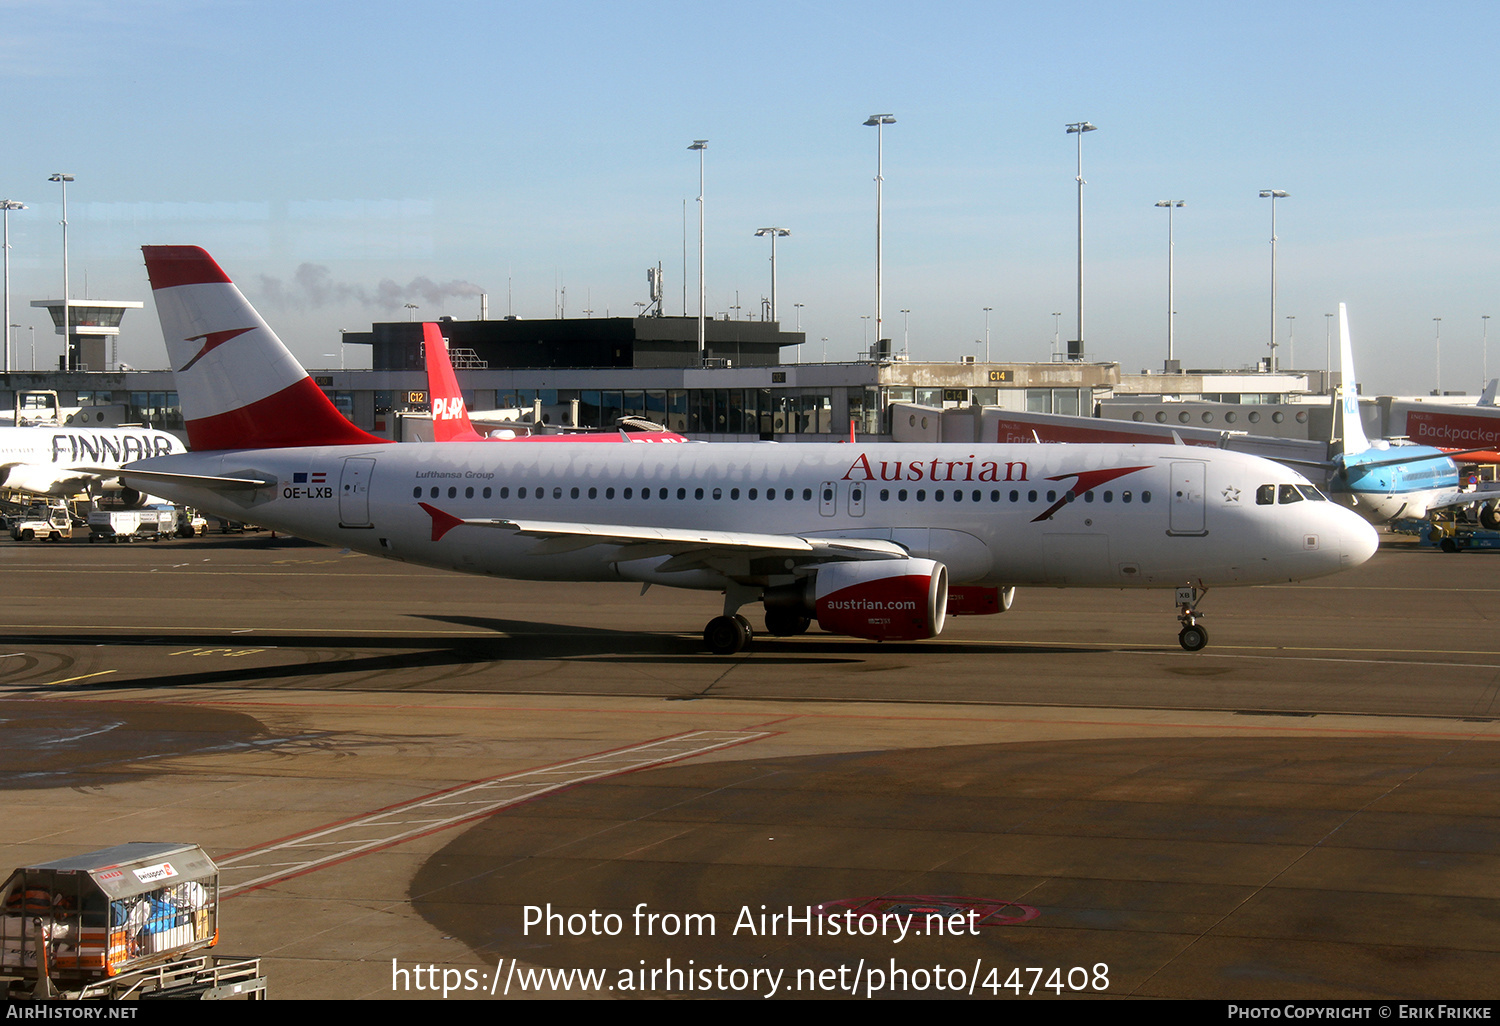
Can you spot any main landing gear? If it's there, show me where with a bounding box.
[1175,583,1208,652]
[704,614,754,655]
[763,607,811,637]
[705,606,812,654]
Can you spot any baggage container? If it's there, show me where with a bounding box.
[0,842,218,985]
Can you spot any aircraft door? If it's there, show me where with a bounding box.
[1168,461,1207,536]
[848,481,866,517]
[339,457,376,527]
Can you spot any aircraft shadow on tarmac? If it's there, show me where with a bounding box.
[417,614,1097,660]
[0,615,1098,696]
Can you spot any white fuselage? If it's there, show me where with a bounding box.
[0,426,182,497]
[126,442,1376,592]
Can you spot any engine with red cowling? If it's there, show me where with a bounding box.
[809,558,949,642]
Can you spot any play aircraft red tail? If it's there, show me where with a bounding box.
[142,246,386,451]
[423,322,485,442]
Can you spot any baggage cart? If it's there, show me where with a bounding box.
[0,842,261,999]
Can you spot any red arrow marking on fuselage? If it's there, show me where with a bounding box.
[178,327,254,372]
[1030,465,1152,522]
[418,502,465,542]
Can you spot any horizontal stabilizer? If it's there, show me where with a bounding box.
[115,467,272,490]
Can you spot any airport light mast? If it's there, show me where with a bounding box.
[1066,122,1096,361]
[689,140,708,363]
[755,227,790,323]
[1155,200,1184,368]
[1,200,25,374]
[49,174,73,372]
[864,114,895,359]
[1434,316,1442,394]
[1259,189,1288,372]
[1325,312,1334,379]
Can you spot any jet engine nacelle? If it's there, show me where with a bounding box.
[812,558,948,642]
[946,585,1015,616]
[115,486,147,509]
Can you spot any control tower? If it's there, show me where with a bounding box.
[30,298,143,371]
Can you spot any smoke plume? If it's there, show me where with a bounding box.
[255,263,483,312]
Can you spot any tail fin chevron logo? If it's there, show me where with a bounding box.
[178,327,254,373]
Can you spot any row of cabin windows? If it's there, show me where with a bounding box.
[412,483,1154,505]
[415,484,811,501]
[877,487,1151,504]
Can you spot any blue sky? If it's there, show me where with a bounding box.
[2,0,1497,395]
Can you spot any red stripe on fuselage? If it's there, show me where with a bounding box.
[184,376,389,451]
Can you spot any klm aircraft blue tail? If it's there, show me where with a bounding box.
[1335,303,1373,457]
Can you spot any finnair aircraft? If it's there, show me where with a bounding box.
[0,426,180,502]
[122,246,1378,653]
[423,322,687,444]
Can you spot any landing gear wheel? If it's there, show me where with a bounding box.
[1174,583,1209,652]
[764,608,812,636]
[1178,624,1208,652]
[1480,504,1500,531]
[704,615,751,654]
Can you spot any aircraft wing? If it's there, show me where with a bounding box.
[419,503,908,570]
[0,463,108,497]
[1344,446,1500,472]
[1420,483,1500,512]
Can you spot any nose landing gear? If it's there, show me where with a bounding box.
[1176,583,1208,652]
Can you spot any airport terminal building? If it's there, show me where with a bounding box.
[3,310,1380,443]
[4,313,1125,440]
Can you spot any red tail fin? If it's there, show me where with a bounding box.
[143,246,386,451]
[423,323,485,442]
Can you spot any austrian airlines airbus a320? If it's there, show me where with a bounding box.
[122,247,1378,653]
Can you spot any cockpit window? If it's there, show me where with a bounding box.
[1296,485,1328,502]
[1278,484,1303,504]
[1256,485,1275,505]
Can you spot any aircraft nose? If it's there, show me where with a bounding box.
[1340,513,1380,568]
